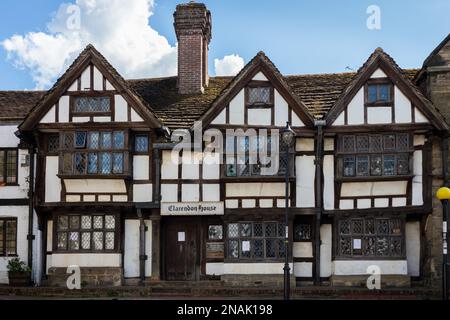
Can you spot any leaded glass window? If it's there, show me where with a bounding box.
[74,97,111,113]
[338,133,412,178]
[208,225,223,240]
[59,131,127,176]
[247,87,272,105]
[337,216,404,258]
[0,218,17,256]
[135,135,149,152]
[226,222,285,260]
[225,135,291,177]
[294,224,312,241]
[55,214,117,252]
[47,135,60,153]
[0,149,18,185]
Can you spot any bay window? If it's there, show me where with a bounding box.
[55,213,118,252]
[337,133,412,178]
[60,130,128,176]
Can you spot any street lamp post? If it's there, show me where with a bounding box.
[437,186,450,300]
[281,122,295,300]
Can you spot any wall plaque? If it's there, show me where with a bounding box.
[161,202,224,216]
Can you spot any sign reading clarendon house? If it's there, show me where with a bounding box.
[161,202,224,216]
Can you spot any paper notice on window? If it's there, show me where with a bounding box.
[178,232,185,242]
[242,241,250,252]
[353,238,362,249]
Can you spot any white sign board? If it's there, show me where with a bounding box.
[353,238,362,250]
[178,232,185,242]
[242,241,250,252]
[161,202,224,216]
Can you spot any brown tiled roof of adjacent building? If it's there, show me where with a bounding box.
[0,91,45,121]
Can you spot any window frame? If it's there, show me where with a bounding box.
[334,215,406,260]
[222,134,294,179]
[364,78,394,107]
[225,221,286,262]
[53,213,120,253]
[245,81,274,108]
[134,133,150,155]
[0,217,18,257]
[70,94,114,117]
[336,133,413,181]
[0,148,19,186]
[58,130,129,177]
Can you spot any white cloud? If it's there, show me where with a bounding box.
[1,0,177,89]
[214,54,244,76]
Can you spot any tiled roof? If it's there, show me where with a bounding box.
[0,91,45,121]
[0,45,423,128]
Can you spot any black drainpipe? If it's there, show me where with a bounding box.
[314,120,325,285]
[27,146,35,270]
[137,208,148,285]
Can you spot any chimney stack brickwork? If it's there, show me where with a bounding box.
[174,2,212,95]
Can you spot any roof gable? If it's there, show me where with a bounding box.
[325,48,448,130]
[197,51,315,129]
[19,44,162,131]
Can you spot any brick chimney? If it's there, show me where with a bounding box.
[174,2,212,95]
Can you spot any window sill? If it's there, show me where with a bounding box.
[221,176,295,182]
[0,255,18,258]
[335,175,413,183]
[57,174,131,180]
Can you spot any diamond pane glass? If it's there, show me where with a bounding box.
[240,223,252,237]
[228,240,239,258]
[6,150,17,183]
[383,135,396,151]
[356,136,369,152]
[88,132,100,149]
[343,156,355,176]
[88,153,98,174]
[397,134,409,151]
[74,97,110,113]
[342,136,355,152]
[81,216,91,229]
[58,216,68,230]
[93,232,103,250]
[339,220,350,235]
[105,232,115,250]
[383,155,395,176]
[370,155,382,176]
[75,132,87,148]
[100,153,112,174]
[135,135,149,152]
[254,239,264,258]
[278,239,286,258]
[228,224,239,238]
[356,156,369,176]
[294,224,311,241]
[265,223,277,237]
[248,87,270,104]
[265,239,276,258]
[369,135,383,152]
[81,232,91,250]
[112,153,123,174]
[105,215,115,229]
[48,135,59,153]
[352,219,363,234]
[63,153,73,174]
[64,133,74,150]
[57,232,67,250]
[93,216,103,229]
[101,132,112,149]
[253,223,263,237]
[397,154,409,175]
[340,237,351,255]
[69,232,79,250]
[377,219,390,234]
[69,216,80,229]
[75,153,87,174]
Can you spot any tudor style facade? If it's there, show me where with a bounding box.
[0,2,449,291]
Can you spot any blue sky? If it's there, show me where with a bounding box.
[0,0,449,90]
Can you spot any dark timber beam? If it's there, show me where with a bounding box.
[314,120,325,285]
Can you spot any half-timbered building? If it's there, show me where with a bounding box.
[0,2,449,290]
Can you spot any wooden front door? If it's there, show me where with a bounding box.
[165,222,198,281]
